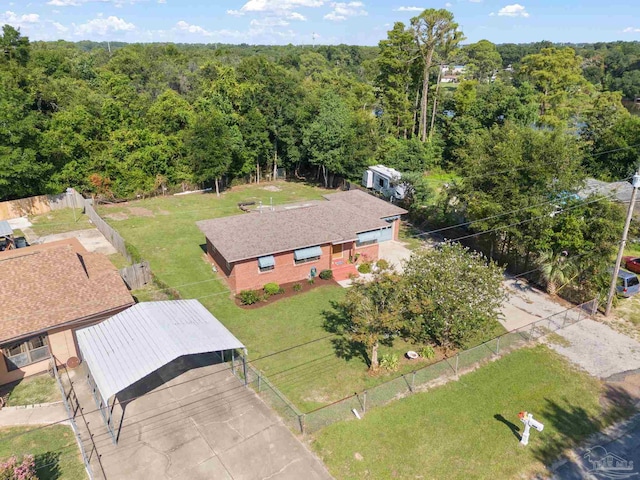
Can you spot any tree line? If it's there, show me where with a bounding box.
[1,10,638,302]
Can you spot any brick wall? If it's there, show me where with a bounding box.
[233,244,332,293]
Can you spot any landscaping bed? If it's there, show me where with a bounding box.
[235,277,338,308]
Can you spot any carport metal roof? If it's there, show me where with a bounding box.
[76,300,245,406]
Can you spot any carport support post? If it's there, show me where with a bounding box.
[606,171,640,317]
[231,349,235,376]
[242,348,248,386]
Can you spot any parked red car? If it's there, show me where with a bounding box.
[623,256,640,274]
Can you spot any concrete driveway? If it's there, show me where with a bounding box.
[39,229,117,255]
[377,240,413,273]
[71,354,332,480]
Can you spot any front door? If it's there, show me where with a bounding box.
[332,243,343,260]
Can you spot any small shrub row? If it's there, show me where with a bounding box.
[319,269,333,280]
[357,262,372,274]
[238,289,261,305]
[264,282,284,296]
[0,455,37,480]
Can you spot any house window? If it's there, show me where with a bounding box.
[2,335,50,371]
[378,177,385,188]
[258,255,275,273]
[294,246,322,265]
[356,230,381,247]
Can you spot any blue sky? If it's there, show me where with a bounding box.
[1,0,639,45]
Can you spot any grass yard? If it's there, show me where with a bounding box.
[0,426,86,480]
[312,346,618,480]
[99,181,504,411]
[29,209,93,236]
[1,375,59,406]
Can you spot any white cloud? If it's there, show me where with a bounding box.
[74,15,135,36]
[228,0,320,20]
[445,2,452,6]
[47,0,144,6]
[158,0,166,3]
[324,1,367,21]
[495,3,529,17]
[250,18,290,27]
[469,0,482,3]
[52,21,69,33]
[0,10,41,27]
[176,20,212,36]
[623,27,640,33]
[394,6,423,11]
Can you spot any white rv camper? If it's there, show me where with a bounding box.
[362,165,406,201]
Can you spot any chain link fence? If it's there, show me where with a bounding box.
[302,299,597,433]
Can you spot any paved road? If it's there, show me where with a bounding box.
[552,412,640,479]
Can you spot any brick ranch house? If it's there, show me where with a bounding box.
[197,189,407,293]
[0,238,133,386]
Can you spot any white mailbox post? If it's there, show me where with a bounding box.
[518,411,544,446]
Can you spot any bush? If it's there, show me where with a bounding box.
[420,345,436,360]
[308,278,315,285]
[380,353,400,372]
[319,269,333,280]
[238,289,261,305]
[0,455,37,480]
[357,262,372,274]
[376,259,390,270]
[292,283,303,292]
[263,282,283,296]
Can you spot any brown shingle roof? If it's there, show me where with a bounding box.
[0,239,134,343]
[323,189,408,218]
[197,200,390,263]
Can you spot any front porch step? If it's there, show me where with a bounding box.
[332,261,359,282]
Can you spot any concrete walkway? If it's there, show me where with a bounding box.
[0,403,68,427]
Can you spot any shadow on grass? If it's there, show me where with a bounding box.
[322,301,370,366]
[494,413,521,440]
[533,386,636,469]
[35,451,61,480]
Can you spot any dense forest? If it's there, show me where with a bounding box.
[1,8,640,299]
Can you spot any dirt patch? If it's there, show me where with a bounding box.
[261,185,282,192]
[235,277,337,308]
[104,212,130,221]
[128,207,154,217]
[157,209,171,215]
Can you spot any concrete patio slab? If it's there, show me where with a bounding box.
[39,228,117,255]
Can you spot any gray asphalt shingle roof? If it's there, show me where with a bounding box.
[197,190,405,263]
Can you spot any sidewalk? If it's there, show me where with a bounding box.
[0,403,68,427]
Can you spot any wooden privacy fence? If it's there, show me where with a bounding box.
[119,262,152,290]
[83,202,132,263]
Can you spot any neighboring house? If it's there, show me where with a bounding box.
[0,238,134,386]
[197,189,407,293]
[578,177,639,215]
[362,165,407,201]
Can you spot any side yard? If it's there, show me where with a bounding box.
[312,346,635,479]
[0,425,86,480]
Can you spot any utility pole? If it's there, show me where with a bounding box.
[605,172,640,316]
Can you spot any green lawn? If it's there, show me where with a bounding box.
[0,426,86,480]
[99,181,504,412]
[29,209,93,236]
[2,376,59,406]
[312,346,620,480]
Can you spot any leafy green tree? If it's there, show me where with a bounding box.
[402,243,505,349]
[0,25,30,66]
[410,9,461,142]
[376,22,418,139]
[186,111,239,196]
[462,40,502,82]
[337,270,404,371]
[519,47,590,126]
[302,91,354,187]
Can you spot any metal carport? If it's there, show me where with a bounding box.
[75,300,246,444]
